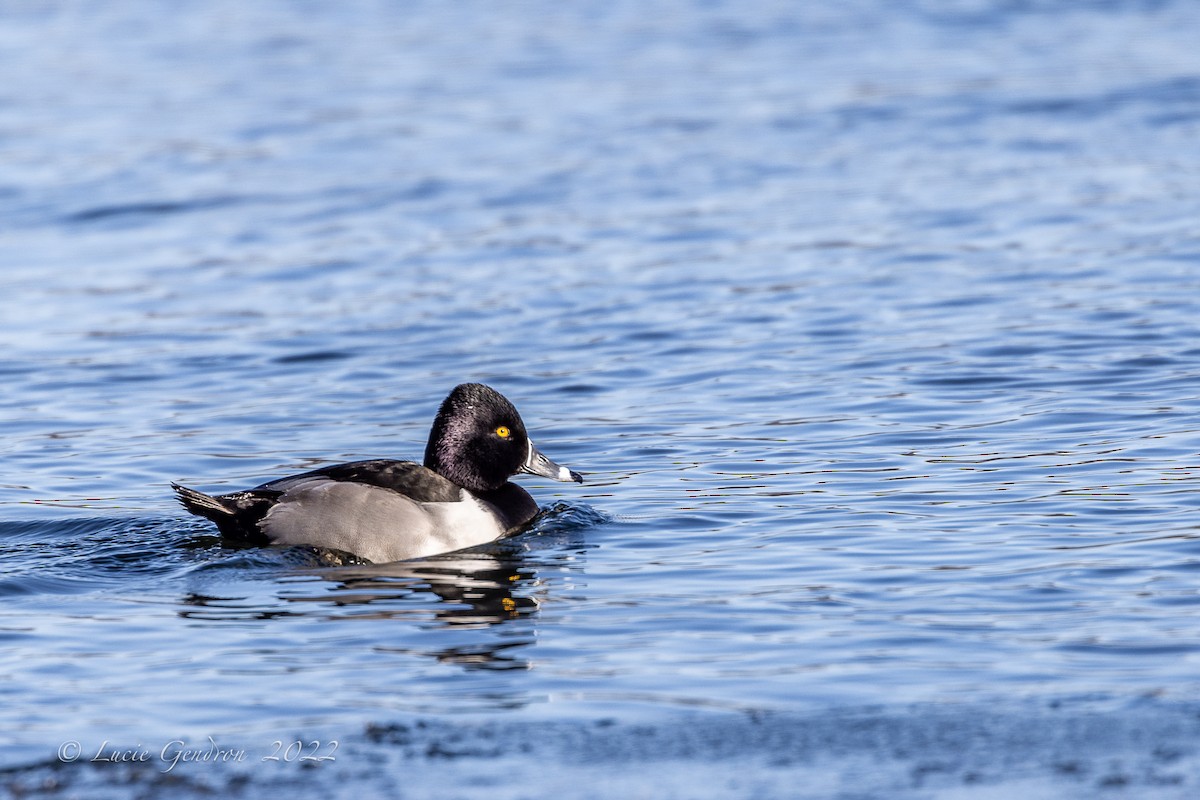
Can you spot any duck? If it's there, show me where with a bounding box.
[173,383,583,563]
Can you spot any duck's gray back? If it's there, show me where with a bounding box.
[260,477,508,563]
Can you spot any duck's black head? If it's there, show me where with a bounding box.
[423,383,583,492]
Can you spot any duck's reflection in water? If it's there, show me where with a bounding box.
[311,550,541,625]
[314,548,549,670]
[179,516,594,672]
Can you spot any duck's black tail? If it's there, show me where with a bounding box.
[172,483,231,519]
[172,482,274,543]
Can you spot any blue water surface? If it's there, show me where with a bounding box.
[3,1,1200,797]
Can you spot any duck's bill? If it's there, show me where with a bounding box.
[521,441,583,483]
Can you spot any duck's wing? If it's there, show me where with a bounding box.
[259,459,462,502]
[173,460,458,542]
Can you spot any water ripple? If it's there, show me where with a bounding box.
[4,0,1200,793]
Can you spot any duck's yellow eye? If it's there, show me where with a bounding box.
[495,426,511,438]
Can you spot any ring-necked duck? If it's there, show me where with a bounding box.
[173,383,582,563]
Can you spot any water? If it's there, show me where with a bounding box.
[3,1,1200,796]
